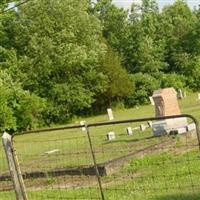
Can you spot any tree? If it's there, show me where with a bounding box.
[125,73,160,107]
[12,0,107,123]
[161,0,197,73]
[0,70,46,131]
[93,0,128,51]
[101,47,133,106]
[122,0,167,73]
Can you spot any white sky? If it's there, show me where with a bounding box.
[8,1,200,11]
[113,0,200,10]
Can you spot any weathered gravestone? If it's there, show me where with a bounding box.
[178,89,183,99]
[107,132,116,141]
[126,127,133,135]
[148,121,153,128]
[80,121,86,131]
[198,93,200,100]
[140,124,146,131]
[149,96,155,106]
[107,108,114,121]
[152,87,187,136]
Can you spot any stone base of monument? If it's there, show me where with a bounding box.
[152,118,188,136]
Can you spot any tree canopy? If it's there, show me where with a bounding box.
[1,0,200,131]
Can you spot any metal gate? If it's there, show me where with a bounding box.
[1,114,200,200]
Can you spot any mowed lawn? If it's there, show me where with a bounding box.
[1,92,200,199]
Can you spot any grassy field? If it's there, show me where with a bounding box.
[1,92,200,199]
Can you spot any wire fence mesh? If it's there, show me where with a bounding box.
[1,115,200,200]
[88,117,200,200]
[13,128,102,200]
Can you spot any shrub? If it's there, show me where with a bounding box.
[124,73,160,107]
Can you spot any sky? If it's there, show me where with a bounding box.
[113,0,200,10]
[8,0,200,11]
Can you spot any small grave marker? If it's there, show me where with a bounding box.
[107,108,114,120]
[149,96,155,106]
[107,132,116,141]
[80,121,86,131]
[198,93,200,100]
[148,121,153,128]
[178,89,183,99]
[126,127,133,135]
[140,124,146,131]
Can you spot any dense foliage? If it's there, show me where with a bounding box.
[0,0,200,131]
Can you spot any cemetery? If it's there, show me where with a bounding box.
[1,1,200,199]
[1,89,200,200]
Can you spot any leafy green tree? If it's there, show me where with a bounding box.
[0,1,47,131]
[125,73,160,107]
[101,47,133,106]
[0,70,46,131]
[161,0,197,73]
[122,0,167,73]
[13,0,107,123]
[159,73,186,90]
[93,0,128,51]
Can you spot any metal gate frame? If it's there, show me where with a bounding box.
[2,114,200,200]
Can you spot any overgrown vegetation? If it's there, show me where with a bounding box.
[1,0,200,131]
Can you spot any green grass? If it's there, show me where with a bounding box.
[2,149,200,200]
[1,92,200,199]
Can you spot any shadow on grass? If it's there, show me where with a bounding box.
[156,192,200,200]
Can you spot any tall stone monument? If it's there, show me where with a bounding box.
[152,88,187,136]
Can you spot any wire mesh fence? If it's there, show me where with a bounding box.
[1,115,200,200]
[87,116,200,200]
[13,128,102,200]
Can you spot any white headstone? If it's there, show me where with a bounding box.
[148,121,153,128]
[80,121,86,131]
[107,108,114,120]
[178,89,183,99]
[140,124,146,131]
[149,96,155,106]
[198,93,200,100]
[107,132,116,141]
[126,127,133,135]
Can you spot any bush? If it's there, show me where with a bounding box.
[0,70,46,132]
[159,73,186,90]
[124,73,160,107]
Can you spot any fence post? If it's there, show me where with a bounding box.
[2,132,28,200]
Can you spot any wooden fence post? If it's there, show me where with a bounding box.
[2,132,28,200]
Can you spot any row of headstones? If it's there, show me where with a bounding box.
[80,120,152,141]
[107,122,152,141]
[80,109,153,141]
